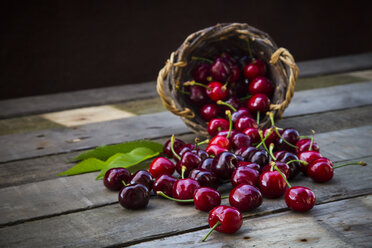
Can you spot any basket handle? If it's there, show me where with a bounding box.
[157,52,195,119]
[269,48,299,117]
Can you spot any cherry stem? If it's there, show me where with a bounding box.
[309,130,315,151]
[268,143,276,161]
[239,94,252,102]
[333,161,367,169]
[121,180,127,187]
[196,139,210,147]
[157,191,194,203]
[217,100,237,112]
[170,135,181,161]
[273,164,292,188]
[178,88,190,95]
[202,221,221,242]
[256,111,260,126]
[246,37,254,62]
[268,112,298,149]
[256,129,272,149]
[221,195,229,199]
[225,110,233,139]
[181,166,187,179]
[184,81,212,91]
[286,159,308,166]
[192,56,213,64]
[268,112,275,127]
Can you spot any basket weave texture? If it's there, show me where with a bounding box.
[157,23,299,137]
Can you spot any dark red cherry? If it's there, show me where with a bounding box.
[193,187,221,211]
[211,151,238,180]
[192,149,209,161]
[130,170,153,191]
[176,151,202,177]
[231,107,252,123]
[153,175,177,196]
[296,138,320,154]
[276,128,300,152]
[307,158,334,183]
[285,186,316,212]
[163,138,185,158]
[298,151,323,174]
[261,162,290,178]
[119,184,150,210]
[206,81,229,101]
[103,167,131,191]
[263,127,282,147]
[258,171,287,198]
[206,144,228,157]
[207,118,229,136]
[193,63,210,84]
[149,157,175,178]
[217,52,237,67]
[228,65,241,83]
[249,76,273,96]
[245,93,270,114]
[234,116,258,132]
[176,144,196,161]
[243,127,260,145]
[209,135,230,150]
[220,97,241,114]
[210,58,231,82]
[230,132,251,150]
[199,157,214,171]
[200,103,220,121]
[235,147,269,168]
[231,166,260,187]
[189,168,220,189]
[216,130,238,139]
[172,178,200,202]
[189,85,208,105]
[229,184,263,211]
[244,60,265,80]
[237,161,261,172]
[207,205,243,234]
[274,151,301,179]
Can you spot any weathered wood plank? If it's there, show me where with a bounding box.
[1,82,372,164]
[131,195,372,248]
[0,157,370,248]
[0,105,371,189]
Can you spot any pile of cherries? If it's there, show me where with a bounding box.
[103,108,366,241]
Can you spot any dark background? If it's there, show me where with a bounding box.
[1,1,371,100]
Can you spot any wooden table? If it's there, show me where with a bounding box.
[0,53,371,247]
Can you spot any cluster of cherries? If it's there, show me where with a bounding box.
[102,108,366,241]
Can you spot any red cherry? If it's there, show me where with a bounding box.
[189,168,220,189]
[200,103,220,121]
[285,186,316,212]
[193,63,210,84]
[210,58,231,82]
[206,82,229,101]
[258,171,287,198]
[228,65,241,83]
[119,184,150,210]
[211,151,238,180]
[103,168,131,191]
[129,170,153,191]
[206,144,228,157]
[149,157,176,178]
[263,127,282,147]
[209,135,230,149]
[261,162,290,179]
[175,151,202,177]
[216,130,238,139]
[163,138,185,159]
[230,132,251,150]
[207,118,229,136]
[153,175,177,196]
[229,184,263,211]
[237,161,261,172]
[172,178,200,203]
[231,107,252,123]
[243,127,260,145]
[235,146,269,168]
[234,116,257,132]
[189,85,209,105]
[199,157,214,171]
[298,151,323,174]
[249,76,274,96]
[231,166,260,187]
[193,187,222,211]
[244,59,266,80]
[245,94,270,114]
[296,138,320,153]
[307,158,334,183]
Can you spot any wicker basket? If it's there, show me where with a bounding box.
[157,23,299,137]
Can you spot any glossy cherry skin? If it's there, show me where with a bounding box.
[244,59,266,80]
[261,161,291,179]
[192,149,209,161]
[149,157,176,178]
[153,175,177,196]
[236,147,269,168]
[119,184,150,210]
[178,143,196,159]
[103,167,131,191]
[230,132,251,150]
[258,171,287,198]
[285,186,316,212]
[276,128,300,152]
[243,127,260,145]
[189,168,220,189]
[307,158,334,183]
[208,205,243,234]
[129,170,153,191]
[210,58,231,82]
[274,151,301,179]
[193,63,210,84]
[199,158,214,171]
[249,76,273,96]
[200,103,220,121]
[206,144,228,157]
[193,187,221,211]
[189,85,208,105]
[172,178,200,202]
[229,184,263,211]
[237,161,261,172]
[298,151,323,174]
[176,151,202,177]
[220,97,241,115]
[231,107,252,123]
[209,135,230,150]
[206,81,229,101]
[296,139,320,154]
[216,130,238,140]
[263,127,282,147]
[231,166,260,187]
[163,138,185,158]
[211,151,238,180]
[245,94,270,114]
[217,52,237,67]
[234,116,258,132]
[207,118,229,136]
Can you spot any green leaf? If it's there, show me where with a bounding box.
[73,140,163,161]
[96,147,159,180]
[58,158,105,176]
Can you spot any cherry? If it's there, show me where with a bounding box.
[207,118,229,136]
[307,158,334,183]
[175,151,202,177]
[217,52,237,67]
[296,138,320,154]
[234,116,258,132]
[178,143,196,158]
[228,65,241,83]
[200,103,220,121]
[192,149,209,161]
[209,135,230,150]
[263,127,282,147]
[202,205,243,241]
[237,161,261,171]
[119,184,150,210]
[235,146,269,168]
[210,58,231,82]
[129,170,153,191]
[193,187,222,211]
[274,151,301,179]
[189,168,220,189]
[261,161,291,179]
[153,175,177,196]
[172,178,200,203]
[285,186,316,212]
[276,128,300,153]
[206,81,229,101]
[249,76,274,96]
[298,150,323,174]
[206,144,228,157]
[231,107,252,123]
[243,127,260,145]
[244,59,266,80]
[230,132,251,150]
[163,138,185,159]
[245,93,270,114]
[211,151,238,180]
[231,166,260,187]
[103,167,131,191]
[258,171,287,198]
[218,97,241,114]
[193,63,210,84]
[229,184,263,211]
[149,157,176,178]
[199,157,214,171]
[216,130,238,139]
[189,85,209,105]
